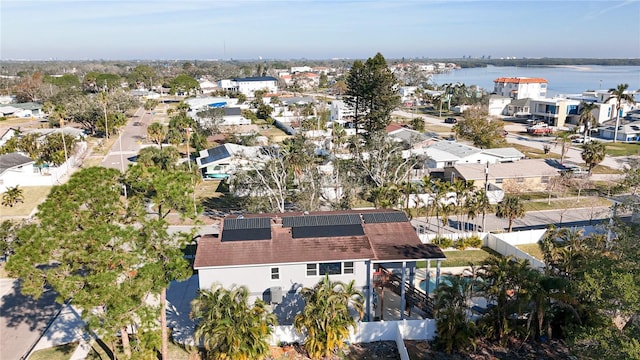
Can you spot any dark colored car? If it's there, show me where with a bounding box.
[445,117,457,124]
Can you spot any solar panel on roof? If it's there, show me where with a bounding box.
[282,214,362,228]
[224,217,270,230]
[222,228,271,242]
[200,146,230,165]
[362,212,408,224]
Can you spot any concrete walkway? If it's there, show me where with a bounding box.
[29,304,91,359]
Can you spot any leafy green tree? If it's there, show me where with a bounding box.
[39,133,78,166]
[127,64,157,89]
[83,72,122,92]
[256,103,274,120]
[144,98,159,111]
[168,74,200,96]
[453,108,505,148]
[606,83,636,143]
[434,276,477,354]
[44,74,81,89]
[190,284,276,360]
[6,167,146,357]
[345,53,400,137]
[495,195,525,232]
[147,122,167,147]
[1,185,24,207]
[410,117,425,132]
[581,140,606,175]
[0,220,21,259]
[294,276,363,359]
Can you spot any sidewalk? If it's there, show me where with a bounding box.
[29,304,91,360]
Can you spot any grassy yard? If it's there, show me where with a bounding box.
[424,124,454,134]
[29,342,79,360]
[508,143,561,159]
[523,196,612,212]
[83,339,196,360]
[517,243,544,260]
[1,186,51,217]
[417,247,500,268]
[604,142,640,157]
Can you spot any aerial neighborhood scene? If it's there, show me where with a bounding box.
[2,1,640,359]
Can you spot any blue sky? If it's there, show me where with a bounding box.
[1,0,639,60]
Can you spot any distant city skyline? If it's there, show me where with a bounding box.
[1,0,639,61]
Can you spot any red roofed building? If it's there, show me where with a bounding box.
[494,77,548,100]
[194,209,446,323]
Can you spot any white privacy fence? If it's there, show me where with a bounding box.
[485,232,546,270]
[271,319,437,360]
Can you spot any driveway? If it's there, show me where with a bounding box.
[0,278,61,360]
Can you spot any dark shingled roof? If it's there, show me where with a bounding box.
[0,152,34,176]
[194,210,445,269]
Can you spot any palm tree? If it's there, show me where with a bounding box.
[294,276,363,359]
[1,186,24,207]
[495,195,525,232]
[147,122,167,148]
[434,276,477,354]
[451,178,474,231]
[554,131,572,164]
[606,83,636,143]
[578,102,598,141]
[581,140,606,175]
[190,284,277,360]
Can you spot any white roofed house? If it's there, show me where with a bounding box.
[424,141,524,170]
[218,76,278,97]
[193,209,447,324]
[0,152,35,192]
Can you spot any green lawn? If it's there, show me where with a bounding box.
[508,143,561,159]
[417,247,500,268]
[523,197,612,212]
[29,342,79,360]
[604,142,640,157]
[517,243,544,260]
[1,186,52,217]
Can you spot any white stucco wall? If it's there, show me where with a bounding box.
[197,260,370,301]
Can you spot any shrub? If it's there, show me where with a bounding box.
[432,236,453,249]
[465,235,483,248]
[454,239,468,250]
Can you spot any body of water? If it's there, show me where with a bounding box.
[431,65,640,97]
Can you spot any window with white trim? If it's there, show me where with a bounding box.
[319,262,342,275]
[306,263,317,276]
[271,267,279,280]
[343,262,354,274]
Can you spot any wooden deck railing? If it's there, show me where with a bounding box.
[378,267,434,318]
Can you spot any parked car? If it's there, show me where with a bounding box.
[560,164,588,178]
[444,117,457,124]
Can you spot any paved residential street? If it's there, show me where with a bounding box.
[101,106,152,171]
[0,279,61,360]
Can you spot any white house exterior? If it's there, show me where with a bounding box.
[194,210,446,323]
[0,153,36,192]
[218,76,278,97]
[493,77,548,100]
[529,97,581,127]
[195,143,264,179]
[424,141,524,169]
[488,95,512,116]
[330,100,355,123]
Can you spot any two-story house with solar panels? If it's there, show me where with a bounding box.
[194,209,446,323]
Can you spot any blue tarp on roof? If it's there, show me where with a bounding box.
[207,102,227,108]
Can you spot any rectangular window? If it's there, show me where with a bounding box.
[495,178,503,184]
[517,177,524,183]
[306,264,317,276]
[319,262,342,275]
[271,267,279,280]
[541,176,550,184]
[343,262,354,274]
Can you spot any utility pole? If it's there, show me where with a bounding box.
[482,163,489,232]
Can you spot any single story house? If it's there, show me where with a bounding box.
[423,141,524,169]
[194,209,446,323]
[599,122,640,142]
[0,152,35,192]
[195,143,265,179]
[445,159,560,193]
